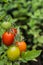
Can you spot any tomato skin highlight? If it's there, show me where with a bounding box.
[2,32,14,46]
[10,28,17,36]
[7,46,20,61]
[16,41,27,53]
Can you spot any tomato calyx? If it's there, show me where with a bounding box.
[10,28,17,36]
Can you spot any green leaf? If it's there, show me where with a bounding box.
[0,4,2,11]
[20,50,42,62]
[0,28,5,37]
[38,36,43,43]
[18,17,26,20]
[0,11,6,20]
[18,0,26,3]
[28,19,37,27]
[0,60,4,65]
[2,44,8,50]
[0,0,12,2]
[12,11,19,17]
[21,25,27,30]
[7,62,12,65]
[3,2,18,11]
[0,47,4,55]
[13,62,20,65]
[19,8,28,15]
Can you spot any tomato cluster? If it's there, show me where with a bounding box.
[2,28,27,61]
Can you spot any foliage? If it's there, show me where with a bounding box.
[0,0,43,65]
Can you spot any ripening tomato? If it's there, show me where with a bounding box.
[16,41,27,53]
[7,46,20,61]
[2,32,14,46]
[10,28,17,36]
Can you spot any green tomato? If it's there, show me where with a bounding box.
[1,22,11,29]
[7,46,20,61]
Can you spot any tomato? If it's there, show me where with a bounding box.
[16,41,27,53]
[7,46,20,61]
[10,28,17,36]
[2,32,14,46]
[1,22,11,29]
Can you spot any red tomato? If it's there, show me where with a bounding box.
[16,41,27,53]
[2,32,14,46]
[10,28,17,36]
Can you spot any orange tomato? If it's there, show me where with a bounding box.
[16,41,27,53]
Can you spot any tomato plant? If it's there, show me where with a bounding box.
[0,0,43,65]
[7,46,20,61]
[2,32,14,46]
[16,41,27,53]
